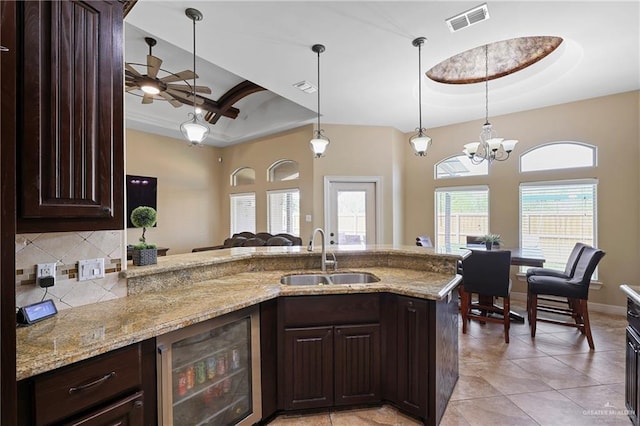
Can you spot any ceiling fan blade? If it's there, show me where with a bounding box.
[165,88,204,105]
[166,83,212,95]
[147,55,162,79]
[125,85,141,92]
[142,93,154,104]
[159,91,184,108]
[160,70,197,83]
[125,63,142,77]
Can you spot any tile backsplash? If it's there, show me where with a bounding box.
[16,231,127,311]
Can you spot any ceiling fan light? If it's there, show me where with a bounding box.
[180,113,210,145]
[409,133,432,156]
[310,133,330,158]
[141,84,160,95]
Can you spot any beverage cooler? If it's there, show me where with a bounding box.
[156,306,262,425]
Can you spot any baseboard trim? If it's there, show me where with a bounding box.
[510,291,626,316]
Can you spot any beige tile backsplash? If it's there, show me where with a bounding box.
[16,231,126,310]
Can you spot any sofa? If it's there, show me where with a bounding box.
[192,232,303,252]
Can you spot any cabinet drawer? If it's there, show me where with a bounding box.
[281,294,379,327]
[33,345,142,425]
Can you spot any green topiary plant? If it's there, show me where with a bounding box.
[479,233,502,250]
[130,206,157,250]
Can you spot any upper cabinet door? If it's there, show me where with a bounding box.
[18,0,124,233]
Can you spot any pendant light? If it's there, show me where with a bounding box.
[409,37,432,157]
[462,44,518,164]
[180,8,210,145]
[310,44,330,158]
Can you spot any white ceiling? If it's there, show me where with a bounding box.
[125,1,640,147]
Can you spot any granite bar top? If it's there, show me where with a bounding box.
[621,284,640,306]
[17,245,464,381]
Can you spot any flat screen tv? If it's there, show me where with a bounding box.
[126,175,157,228]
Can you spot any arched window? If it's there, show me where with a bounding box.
[231,167,255,186]
[268,160,299,182]
[520,142,596,172]
[435,155,488,179]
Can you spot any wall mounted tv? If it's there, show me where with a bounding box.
[126,175,157,228]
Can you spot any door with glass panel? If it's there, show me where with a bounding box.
[326,180,377,246]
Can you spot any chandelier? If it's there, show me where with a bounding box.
[463,45,518,164]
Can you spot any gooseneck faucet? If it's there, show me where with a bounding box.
[308,227,336,272]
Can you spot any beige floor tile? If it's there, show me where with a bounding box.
[514,331,594,356]
[513,355,601,389]
[559,383,626,413]
[439,403,472,426]
[450,372,502,401]
[553,350,626,384]
[267,412,332,425]
[453,395,537,425]
[463,360,554,395]
[508,389,629,425]
[330,405,421,426]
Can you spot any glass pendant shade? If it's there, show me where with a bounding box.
[180,112,210,145]
[310,131,330,158]
[409,132,432,157]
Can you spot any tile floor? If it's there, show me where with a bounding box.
[267,301,630,425]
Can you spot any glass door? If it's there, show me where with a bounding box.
[157,307,261,425]
[327,181,377,246]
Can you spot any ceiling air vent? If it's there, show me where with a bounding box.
[445,3,490,33]
[293,80,317,94]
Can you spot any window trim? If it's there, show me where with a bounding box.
[230,167,256,187]
[267,159,299,182]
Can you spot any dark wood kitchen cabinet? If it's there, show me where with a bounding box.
[17,339,156,426]
[17,0,124,233]
[278,294,381,411]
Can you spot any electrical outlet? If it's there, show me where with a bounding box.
[36,262,56,288]
[78,258,105,281]
[36,263,56,278]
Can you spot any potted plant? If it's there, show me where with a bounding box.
[479,233,502,250]
[130,206,158,266]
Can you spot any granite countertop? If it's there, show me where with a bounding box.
[17,245,464,381]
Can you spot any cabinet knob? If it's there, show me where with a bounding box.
[134,400,144,409]
[101,206,111,215]
[0,46,8,52]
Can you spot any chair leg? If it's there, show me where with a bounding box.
[530,293,537,338]
[461,288,469,335]
[503,296,510,344]
[579,299,595,350]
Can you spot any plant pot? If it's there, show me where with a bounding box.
[485,241,492,250]
[132,248,157,266]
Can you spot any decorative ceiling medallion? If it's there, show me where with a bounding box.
[427,36,563,84]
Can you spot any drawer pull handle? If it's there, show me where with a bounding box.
[629,310,640,318]
[69,371,116,394]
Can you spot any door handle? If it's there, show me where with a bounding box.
[330,240,335,245]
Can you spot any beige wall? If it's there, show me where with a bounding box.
[126,129,223,254]
[403,91,640,307]
[219,126,315,240]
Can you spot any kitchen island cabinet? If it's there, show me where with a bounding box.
[17,246,465,425]
[622,285,640,425]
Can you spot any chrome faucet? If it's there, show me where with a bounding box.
[308,228,336,272]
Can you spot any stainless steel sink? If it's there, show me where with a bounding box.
[280,272,380,285]
[280,274,330,285]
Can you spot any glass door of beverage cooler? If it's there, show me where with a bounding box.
[157,306,262,425]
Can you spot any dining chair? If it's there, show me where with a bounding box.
[460,250,512,343]
[525,242,587,317]
[527,245,605,349]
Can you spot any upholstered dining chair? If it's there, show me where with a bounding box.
[525,242,587,316]
[461,250,512,343]
[527,245,605,349]
[415,236,433,247]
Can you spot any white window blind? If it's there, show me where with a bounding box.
[230,193,256,235]
[520,180,597,275]
[267,189,300,235]
[435,186,489,247]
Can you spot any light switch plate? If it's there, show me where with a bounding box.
[78,258,105,281]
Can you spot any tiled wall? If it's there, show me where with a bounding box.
[16,231,127,311]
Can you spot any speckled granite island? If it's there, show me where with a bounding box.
[17,245,466,425]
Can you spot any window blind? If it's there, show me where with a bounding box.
[267,189,300,235]
[434,187,489,247]
[230,193,256,235]
[520,180,597,274]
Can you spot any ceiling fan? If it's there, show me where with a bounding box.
[125,37,212,108]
